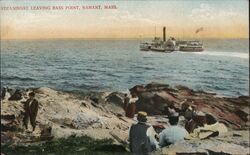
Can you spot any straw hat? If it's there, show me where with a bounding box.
[138,111,147,117]
[137,111,147,122]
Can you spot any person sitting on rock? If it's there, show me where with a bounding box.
[185,111,206,133]
[166,103,178,117]
[182,104,198,132]
[159,112,188,147]
[180,100,190,114]
[23,92,39,132]
[185,113,228,140]
[125,94,138,118]
[129,111,158,154]
[162,102,179,118]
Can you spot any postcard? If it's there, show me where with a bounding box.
[1,0,249,154]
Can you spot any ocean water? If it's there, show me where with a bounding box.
[1,39,249,97]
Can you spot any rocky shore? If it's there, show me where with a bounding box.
[1,82,249,155]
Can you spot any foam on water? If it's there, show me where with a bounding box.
[190,51,249,59]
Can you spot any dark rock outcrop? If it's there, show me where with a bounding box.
[8,89,22,101]
[129,85,145,97]
[106,92,124,107]
[129,82,250,130]
[1,87,7,100]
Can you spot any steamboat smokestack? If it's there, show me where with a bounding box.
[163,27,166,42]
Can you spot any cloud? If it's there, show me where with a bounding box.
[218,10,239,18]
[190,4,214,21]
[189,3,240,25]
[1,11,61,29]
[101,10,159,26]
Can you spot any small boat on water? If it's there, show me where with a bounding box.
[178,41,204,52]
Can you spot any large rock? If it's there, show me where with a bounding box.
[129,85,145,97]
[175,85,195,96]
[1,100,24,132]
[87,92,107,105]
[8,89,22,101]
[1,87,7,100]
[129,82,250,129]
[136,92,177,115]
[1,119,20,132]
[106,92,124,107]
[234,108,249,122]
[71,113,102,129]
[145,82,170,90]
[136,92,157,115]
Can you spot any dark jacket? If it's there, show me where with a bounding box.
[24,99,39,116]
[129,122,152,154]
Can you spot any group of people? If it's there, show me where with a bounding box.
[127,97,223,154]
[129,111,188,154]
[123,93,188,154]
[7,87,223,154]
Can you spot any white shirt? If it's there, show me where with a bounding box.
[146,126,159,149]
[159,125,188,147]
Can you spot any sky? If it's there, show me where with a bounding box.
[0,0,249,39]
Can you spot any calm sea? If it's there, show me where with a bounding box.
[1,39,249,97]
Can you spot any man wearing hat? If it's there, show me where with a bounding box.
[23,92,39,132]
[129,111,158,154]
[159,112,188,147]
